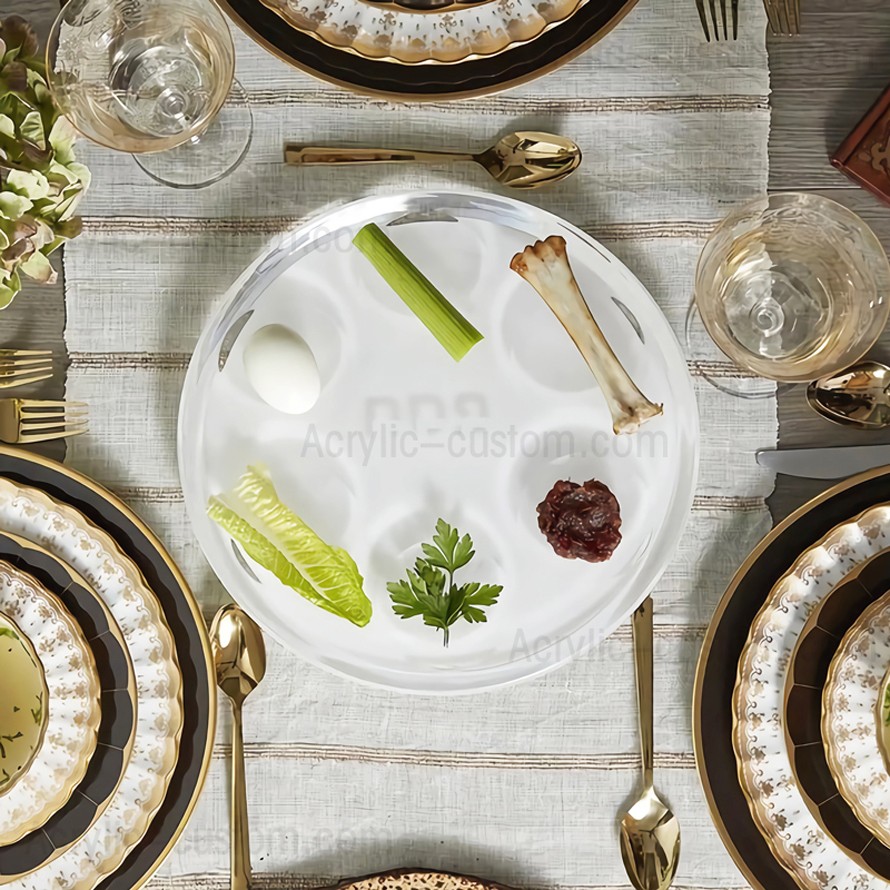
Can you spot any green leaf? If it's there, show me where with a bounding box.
[213,466,372,627]
[19,248,54,283]
[387,520,502,647]
[6,168,49,199]
[207,498,357,624]
[19,110,44,150]
[48,117,77,164]
[0,189,30,219]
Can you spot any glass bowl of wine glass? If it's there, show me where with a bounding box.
[46,0,252,189]
[694,192,890,383]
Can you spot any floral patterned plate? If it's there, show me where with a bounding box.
[734,503,890,890]
[0,562,99,843]
[0,479,183,890]
[824,592,890,850]
[0,611,49,799]
[258,0,583,64]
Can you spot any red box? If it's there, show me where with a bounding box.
[832,86,890,207]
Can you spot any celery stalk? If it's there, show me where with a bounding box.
[353,223,484,362]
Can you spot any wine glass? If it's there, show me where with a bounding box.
[694,192,890,383]
[46,0,253,189]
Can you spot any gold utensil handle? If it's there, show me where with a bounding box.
[231,705,251,890]
[631,597,654,790]
[284,144,470,166]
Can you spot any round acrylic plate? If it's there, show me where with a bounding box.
[0,448,215,890]
[824,592,890,852]
[694,468,890,890]
[784,549,890,879]
[218,0,639,98]
[179,190,699,694]
[0,562,100,848]
[0,534,136,883]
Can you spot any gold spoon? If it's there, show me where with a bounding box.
[284,131,582,189]
[619,598,681,890]
[806,361,890,430]
[211,605,267,890]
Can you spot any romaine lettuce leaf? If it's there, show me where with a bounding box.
[208,467,372,627]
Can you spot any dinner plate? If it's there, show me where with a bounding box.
[179,190,699,693]
[0,534,136,883]
[0,480,183,890]
[784,550,890,878]
[0,448,215,890]
[0,612,47,799]
[0,562,100,847]
[218,0,638,97]
[694,468,890,890]
[258,0,582,64]
[734,503,890,890]
[824,592,890,851]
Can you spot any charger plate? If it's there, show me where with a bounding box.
[179,190,698,693]
[694,466,890,890]
[784,550,890,878]
[218,0,638,97]
[0,535,136,883]
[734,503,890,890]
[0,449,214,890]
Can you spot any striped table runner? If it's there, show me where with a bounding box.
[63,0,774,886]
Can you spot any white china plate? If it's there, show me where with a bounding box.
[0,480,183,890]
[0,563,99,842]
[734,504,890,890]
[259,0,583,64]
[824,593,890,849]
[179,191,699,693]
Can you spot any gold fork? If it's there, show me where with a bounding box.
[0,350,53,389]
[0,399,88,445]
[695,0,738,41]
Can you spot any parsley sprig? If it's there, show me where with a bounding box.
[387,519,503,648]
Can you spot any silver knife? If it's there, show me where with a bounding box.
[756,444,890,479]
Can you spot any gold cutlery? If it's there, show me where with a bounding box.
[620,598,681,890]
[695,0,738,41]
[211,605,267,890]
[284,131,582,189]
[0,398,88,445]
[806,361,890,430]
[763,0,800,34]
[0,349,53,389]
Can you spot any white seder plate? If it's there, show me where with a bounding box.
[178,191,699,693]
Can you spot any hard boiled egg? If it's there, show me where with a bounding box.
[243,324,321,415]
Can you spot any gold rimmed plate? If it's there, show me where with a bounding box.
[257,0,584,64]
[0,448,215,890]
[784,550,890,878]
[694,467,890,890]
[0,611,48,797]
[823,591,890,852]
[0,533,136,883]
[218,0,639,98]
[732,503,890,890]
[0,561,101,847]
